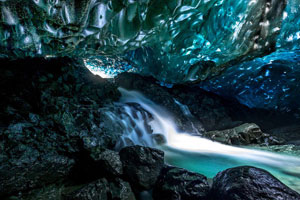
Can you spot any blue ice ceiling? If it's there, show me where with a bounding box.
[198,0,300,113]
[200,50,300,114]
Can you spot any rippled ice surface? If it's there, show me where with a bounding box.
[200,50,300,114]
[2,0,298,84]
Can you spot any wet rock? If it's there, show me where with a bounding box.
[152,134,167,145]
[211,166,300,200]
[204,123,283,145]
[91,149,123,176]
[119,145,164,190]
[64,178,136,200]
[153,165,210,200]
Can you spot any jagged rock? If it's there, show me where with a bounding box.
[211,166,300,200]
[0,58,121,196]
[91,149,123,176]
[119,145,164,190]
[204,123,284,145]
[64,178,135,200]
[153,165,210,200]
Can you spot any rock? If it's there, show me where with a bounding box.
[204,123,283,145]
[268,125,300,145]
[211,166,300,200]
[152,134,167,145]
[91,149,123,176]
[7,184,66,200]
[64,178,135,200]
[119,145,164,190]
[0,58,121,196]
[153,165,210,200]
[0,153,74,195]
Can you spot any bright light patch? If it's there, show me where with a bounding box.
[83,57,137,79]
[86,67,114,78]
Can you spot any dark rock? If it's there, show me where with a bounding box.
[152,134,167,145]
[64,178,135,200]
[204,123,284,145]
[91,149,123,176]
[0,153,74,195]
[7,184,66,200]
[268,125,300,145]
[211,166,300,200]
[119,145,164,190]
[0,58,121,196]
[153,165,210,200]
[168,84,300,132]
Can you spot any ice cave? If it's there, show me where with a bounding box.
[0,0,300,199]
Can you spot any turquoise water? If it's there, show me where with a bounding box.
[161,145,300,193]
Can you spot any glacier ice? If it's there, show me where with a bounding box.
[0,0,300,111]
[0,0,288,77]
[200,50,300,114]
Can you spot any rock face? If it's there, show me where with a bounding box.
[64,178,135,200]
[204,123,283,145]
[0,58,121,196]
[119,145,164,191]
[153,165,210,200]
[211,166,300,200]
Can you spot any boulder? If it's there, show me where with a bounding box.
[205,123,283,145]
[119,145,164,190]
[91,149,123,176]
[153,165,210,200]
[211,166,300,200]
[64,178,135,200]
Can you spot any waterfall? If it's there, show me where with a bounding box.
[108,88,300,191]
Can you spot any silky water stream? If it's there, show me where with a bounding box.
[108,88,300,192]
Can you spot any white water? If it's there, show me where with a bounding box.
[117,88,300,191]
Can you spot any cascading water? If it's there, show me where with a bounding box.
[115,87,300,192]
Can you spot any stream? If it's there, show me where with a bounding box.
[111,88,300,192]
